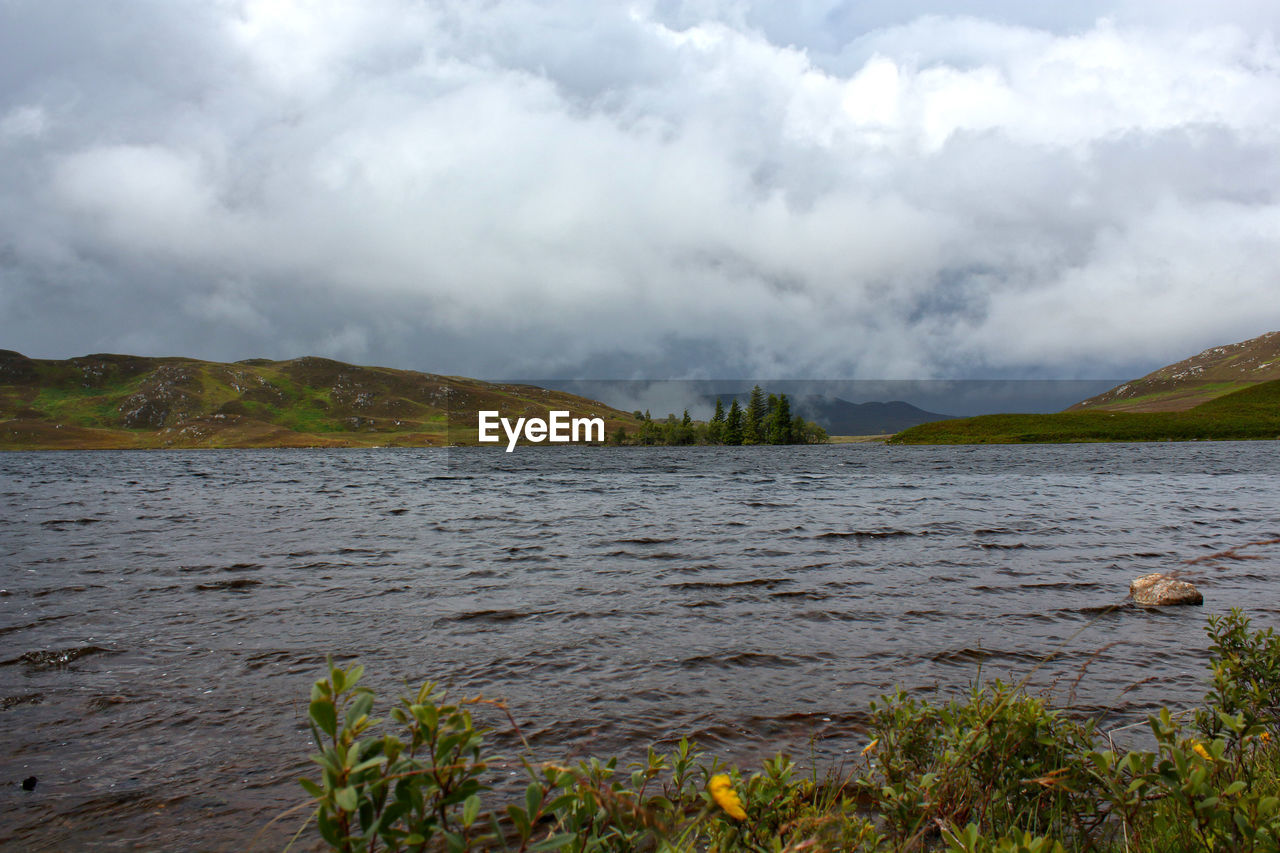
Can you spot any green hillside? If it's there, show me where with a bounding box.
[889,379,1280,444]
[0,351,638,449]
[1069,330,1280,412]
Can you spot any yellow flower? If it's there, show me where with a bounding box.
[1192,742,1212,761]
[709,774,747,820]
[1262,731,1273,743]
[861,738,879,755]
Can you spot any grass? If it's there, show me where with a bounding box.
[284,609,1280,852]
[891,380,1280,445]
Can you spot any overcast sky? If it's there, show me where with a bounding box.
[2,0,1278,381]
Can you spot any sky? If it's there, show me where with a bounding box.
[1,0,1279,382]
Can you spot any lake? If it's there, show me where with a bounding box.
[2,443,1278,849]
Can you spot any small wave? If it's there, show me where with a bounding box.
[668,577,792,591]
[1053,604,1132,617]
[4,645,115,670]
[194,578,262,591]
[0,615,73,636]
[244,650,332,670]
[797,610,885,623]
[929,647,1045,665]
[33,585,94,597]
[680,652,813,669]
[817,529,917,539]
[438,609,538,624]
[1,693,44,710]
[1018,581,1102,591]
[39,517,102,526]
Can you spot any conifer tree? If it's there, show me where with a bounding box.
[708,398,726,444]
[743,385,766,444]
[767,393,792,444]
[725,399,744,445]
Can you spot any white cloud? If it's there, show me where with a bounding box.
[1,1,1279,379]
[0,105,47,139]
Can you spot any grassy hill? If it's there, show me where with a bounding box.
[889,378,1280,444]
[0,351,639,449]
[1069,330,1280,412]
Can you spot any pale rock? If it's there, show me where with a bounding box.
[1130,573,1203,606]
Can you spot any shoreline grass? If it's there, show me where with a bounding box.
[891,380,1280,445]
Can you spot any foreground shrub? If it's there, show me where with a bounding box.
[291,609,1280,851]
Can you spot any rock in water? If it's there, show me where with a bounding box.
[1130,573,1203,606]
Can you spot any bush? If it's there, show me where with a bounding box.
[292,610,1280,852]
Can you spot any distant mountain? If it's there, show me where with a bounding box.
[0,351,637,449]
[707,391,953,436]
[1068,331,1280,412]
[792,396,955,436]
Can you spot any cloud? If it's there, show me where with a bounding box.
[0,1,1278,380]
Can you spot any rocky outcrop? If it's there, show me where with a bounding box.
[1130,573,1203,606]
[116,364,204,428]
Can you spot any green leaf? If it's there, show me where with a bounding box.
[526,782,543,818]
[347,691,375,727]
[299,777,324,799]
[507,804,531,838]
[335,786,358,812]
[463,794,481,828]
[351,755,387,775]
[310,699,337,738]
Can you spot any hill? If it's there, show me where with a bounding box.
[0,351,638,449]
[1069,330,1280,412]
[791,396,954,436]
[889,378,1280,444]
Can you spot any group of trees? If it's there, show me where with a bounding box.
[616,386,828,446]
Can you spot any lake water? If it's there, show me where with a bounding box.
[2,444,1279,850]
